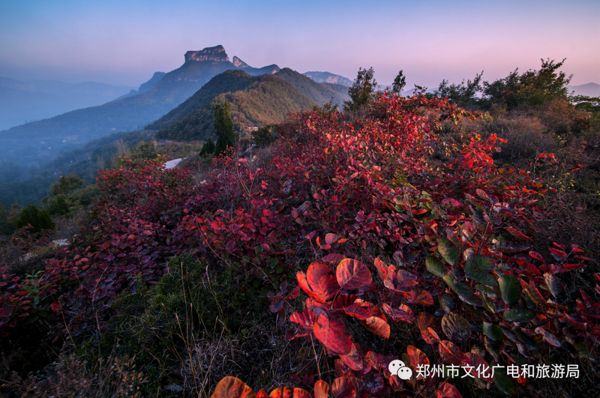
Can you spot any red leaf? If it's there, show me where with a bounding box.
[504,226,532,242]
[465,352,493,382]
[211,376,255,398]
[314,380,330,398]
[314,314,353,355]
[549,248,567,260]
[325,233,339,245]
[331,377,356,398]
[418,313,440,344]
[438,340,469,366]
[361,316,391,339]
[269,388,311,398]
[407,345,429,376]
[435,381,462,398]
[290,311,317,331]
[0,306,11,318]
[50,302,61,313]
[344,300,381,320]
[297,262,339,303]
[339,343,364,371]
[374,257,389,281]
[382,303,415,323]
[529,251,545,262]
[322,253,346,264]
[407,290,433,306]
[336,259,372,290]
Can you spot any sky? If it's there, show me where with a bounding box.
[0,0,598,89]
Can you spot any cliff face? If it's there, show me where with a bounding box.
[184,45,229,63]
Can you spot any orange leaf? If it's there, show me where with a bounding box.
[314,380,330,398]
[211,376,255,398]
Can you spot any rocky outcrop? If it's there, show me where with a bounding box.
[232,56,250,68]
[184,45,229,63]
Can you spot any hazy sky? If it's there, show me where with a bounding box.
[0,0,598,88]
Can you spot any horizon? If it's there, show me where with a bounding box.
[0,0,598,89]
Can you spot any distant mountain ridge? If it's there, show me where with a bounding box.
[0,77,133,130]
[303,71,353,87]
[0,45,280,165]
[568,83,600,97]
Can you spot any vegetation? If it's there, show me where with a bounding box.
[214,101,236,155]
[15,204,54,233]
[0,60,599,398]
[344,67,377,111]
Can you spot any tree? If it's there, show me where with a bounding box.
[483,58,572,109]
[434,71,483,106]
[200,137,216,156]
[344,67,377,111]
[214,101,236,155]
[392,70,406,94]
[15,204,54,233]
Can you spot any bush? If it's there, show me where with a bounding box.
[15,204,54,233]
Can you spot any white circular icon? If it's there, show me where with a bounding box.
[388,359,413,380]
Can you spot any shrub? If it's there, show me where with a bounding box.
[15,204,54,233]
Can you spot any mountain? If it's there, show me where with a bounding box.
[0,45,279,165]
[0,77,134,130]
[303,71,353,87]
[275,68,349,106]
[568,83,600,97]
[153,70,317,141]
[116,72,166,100]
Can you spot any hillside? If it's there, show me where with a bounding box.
[155,70,316,141]
[148,68,349,139]
[0,45,279,166]
[275,68,349,106]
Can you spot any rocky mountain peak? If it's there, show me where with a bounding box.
[232,56,250,68]
[184,45,229,63]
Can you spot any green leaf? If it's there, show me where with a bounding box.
[442,313,471,342]
[504,307,534,323]
[481,293,495,314]
[466,254,495,272]
[426,256,446,278]
[483,322,504,341]
[494,373,516,395]
[438,238,459,266]
[544,273,563,298]
[439,293,456,314]
[498,274,521,305]
[443,274,473,299]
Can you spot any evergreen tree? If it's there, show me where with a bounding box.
[214,101,236,155]
[344,67,377,111]
[15,204,55,233]
[392,70,407,94]
[200,137,216,156]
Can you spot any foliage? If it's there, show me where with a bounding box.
[2,90,599,397]
[392,70,407,94]
[15,204,55,233]
[201,137,216,156]
[252,125,277,147]
[214,101,236,155]
[482,59,572,110]
[434,71,483,106]
[344,67,377,111]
